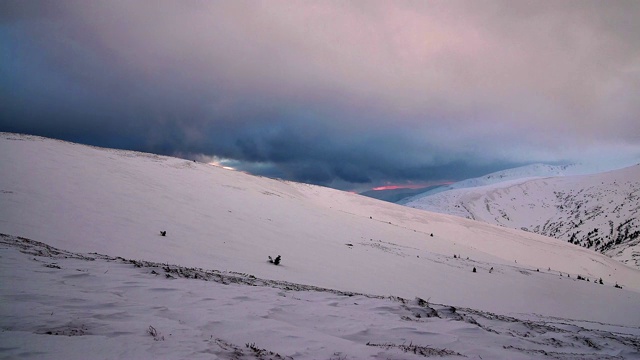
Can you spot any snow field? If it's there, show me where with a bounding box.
[1,133,639,358]
[2,235,639,359]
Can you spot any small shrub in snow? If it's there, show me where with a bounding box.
[472,267,476,273]
[415,296,431,308]
[147,325,164,341]
[160,231,166,236]
[614,283,622,289]
[268,255,281,265]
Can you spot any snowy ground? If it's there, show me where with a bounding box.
[2,234,639,360]
[1,133,640,358]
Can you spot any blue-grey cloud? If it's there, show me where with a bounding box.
[1,0,639,190]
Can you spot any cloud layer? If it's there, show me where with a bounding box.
[2,1,639,189]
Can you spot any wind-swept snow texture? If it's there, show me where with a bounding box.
[2,234,639,360]
[404,165,640,269]
[1,133,640,358]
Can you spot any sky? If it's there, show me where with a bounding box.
[2,0,639,191]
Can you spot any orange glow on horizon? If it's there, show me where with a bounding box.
[371,181,454,191]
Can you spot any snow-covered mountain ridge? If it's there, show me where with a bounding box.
[398,163,589,205]
[405,165,640,269]
[1,133,640,358]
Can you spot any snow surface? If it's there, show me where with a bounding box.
[2,234,640,360]
[1,133,640,359]
[404,166,640,269]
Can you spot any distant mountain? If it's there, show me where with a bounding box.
[405,165,640,268]
[399,163,588,205]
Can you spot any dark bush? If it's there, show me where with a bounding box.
[268,255,281,265]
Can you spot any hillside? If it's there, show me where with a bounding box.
[1,133,640,358]
[404,166,640,269]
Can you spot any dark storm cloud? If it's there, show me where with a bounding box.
[2,0,639,189]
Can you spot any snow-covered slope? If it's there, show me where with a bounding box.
[405,166,640,269]
[3,234,640,360]
[1,133,640,358]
